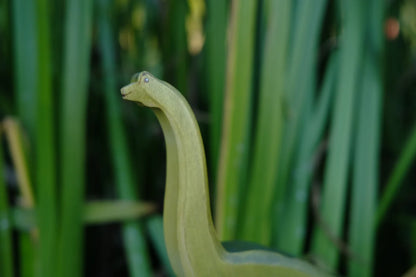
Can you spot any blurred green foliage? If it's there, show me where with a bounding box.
[0,0,416,276]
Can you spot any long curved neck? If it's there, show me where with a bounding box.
[152,86,223,275]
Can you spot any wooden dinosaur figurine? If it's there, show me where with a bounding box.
[121,71,327,276]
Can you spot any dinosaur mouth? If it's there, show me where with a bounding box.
[120,86,132,98]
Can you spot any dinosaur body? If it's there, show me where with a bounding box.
[121,71,326,276]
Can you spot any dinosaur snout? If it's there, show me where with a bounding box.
[120,84,133,99]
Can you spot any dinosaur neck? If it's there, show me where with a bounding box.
[152,88,223,274]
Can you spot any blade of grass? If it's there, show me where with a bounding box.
[348,58,381,277]
[57,0,93,276]
[348,1,384,275]
[12,201,156,229]
[2,118,36,277]
[238,0,291,245]
[11,1,39,273]
[97,0,152,275]
[146,216,175,276]
[3,118,39,277]
[10,3,39,274]
[84,201,156,225]
[11,0,38,140]
[19,234,35,277]
[277,53,337,255]
[272,0,328,252]
[35,0,58,275]
[377,122,416,226]
[215,0,258,240]
[311,0,366,270]
[3,118,35,210]
[205,0,228,188]
[347,59,380,277]
[0,127,14,277]
[165,0,188,95]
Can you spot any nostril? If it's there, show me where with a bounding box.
[120,87,131,97]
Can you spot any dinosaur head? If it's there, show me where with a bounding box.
[121,71,158,107]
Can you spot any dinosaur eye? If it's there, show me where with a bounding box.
[144,77,149,83]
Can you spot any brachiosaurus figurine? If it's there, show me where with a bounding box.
[121,71,328,276]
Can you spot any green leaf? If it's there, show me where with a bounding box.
[57,0,93,276]
[84,201,156,225]
[35,0,58,276]
[239,0,291,245]
[0,128,14,277]
[377,122,416,225]
[311,0,367,270]
[271,0,328,252]
[11,0,38,139]
[215,0,258,241]
[205,0,228,188]
[348,1,384,275]
[348,56,381,277]
[277,52,337,254]
[12,201,156,229]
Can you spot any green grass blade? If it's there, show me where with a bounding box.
[271,0,328,251]
[35,1,58,275]
[12,201,156,229]
[3,118,35,209]
[14,202,153,228]
[348,1,384,275]
[311,0,366,270]
[348,58,382,277]
[215,0,258,240]
[238,0,291,245]
[11,2,39,274]
[164,0,188,95]
[277,53,338,255]
[377,122,416,226]
[11,0,38,140]
[97,0,152,275]
[57,0,93,276]
[19,234,35,277]
[205,0,228,185]
[0,129,14,277]
[3,119,36,277]
[146,216,175,276]
[84,201,156,225]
